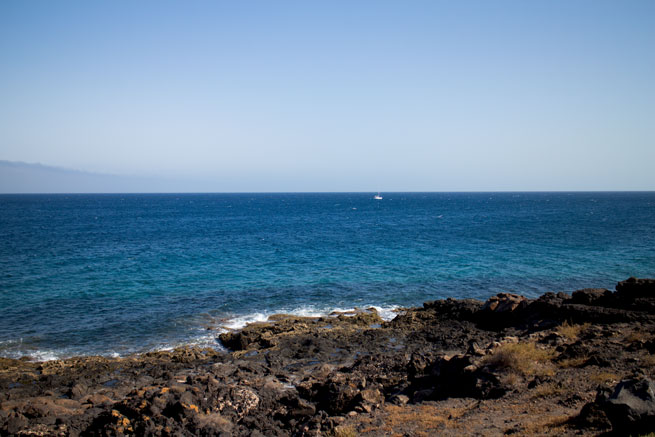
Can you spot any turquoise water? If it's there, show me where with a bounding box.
[1,192,654,359]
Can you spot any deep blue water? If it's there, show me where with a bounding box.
[1,192,654,359]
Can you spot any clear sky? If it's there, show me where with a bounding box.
[1,0,654,192]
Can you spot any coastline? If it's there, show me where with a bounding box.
[4,192,654,363]
[2,278,655,435]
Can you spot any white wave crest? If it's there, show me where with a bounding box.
[216,303,400,332]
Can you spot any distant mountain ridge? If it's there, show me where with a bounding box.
[0,160,178,193]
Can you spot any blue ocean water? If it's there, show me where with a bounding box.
[1,192,654,360]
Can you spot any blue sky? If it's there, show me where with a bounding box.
[1,0,654,192]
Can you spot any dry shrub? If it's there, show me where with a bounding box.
[483,342,555,376]
[520,414,572,435]
[531,382,566,399]
[329,425,357,437]
[640,354,655,367]
[384,404,447,430]
[589,371,619,385]
[558,356,588,369]
[556,321,589,340]
[380,403,474,434]
[500,372,523,387]
[624,330,651,344]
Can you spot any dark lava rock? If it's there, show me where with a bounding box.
[422,298,482,320]
[476,293,530,329]
[413,354,506,400]
[577,402,612,430]
[570,288,612,306]
[557,342,591,361]
[583,354,612,368]
[481,293,528,313]
[616,277,655,300]
[304,371,367,415]
[603,378,655,433]
[4,278,655,436]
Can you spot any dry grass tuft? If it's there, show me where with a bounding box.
[556,321,590,340]
[377,403,475,435]
[384,404,447,430]
[531,382,566,399]
[520,414,573,435]
[499,372,521,388]
[329,425,357,437]
[640,354,655,367]
[624,330,651,344]
[558,356,588,369]
[589,371,619,385]
[483,342,555,376]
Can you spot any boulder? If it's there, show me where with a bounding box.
[571,288,612,306]
[305,371,367,415]
[603,378,655,433]
[577,402,612,430]
[616,277,655,299]
[477,293,530,329]
[356,388,383,410]
[389,394,409,405]
[481,293,528,313]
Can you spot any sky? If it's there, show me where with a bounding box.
[1,0,654,192]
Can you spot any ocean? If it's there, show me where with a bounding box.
[1,192,654,360]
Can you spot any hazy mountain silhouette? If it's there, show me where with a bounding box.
[0,161,185,193]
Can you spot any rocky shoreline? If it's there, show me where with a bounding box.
[2,278,655,436]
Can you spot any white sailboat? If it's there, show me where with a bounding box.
[374,192,383,200]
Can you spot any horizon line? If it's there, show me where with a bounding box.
[1,190,654,195]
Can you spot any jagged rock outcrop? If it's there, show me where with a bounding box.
[2,278,655,436]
